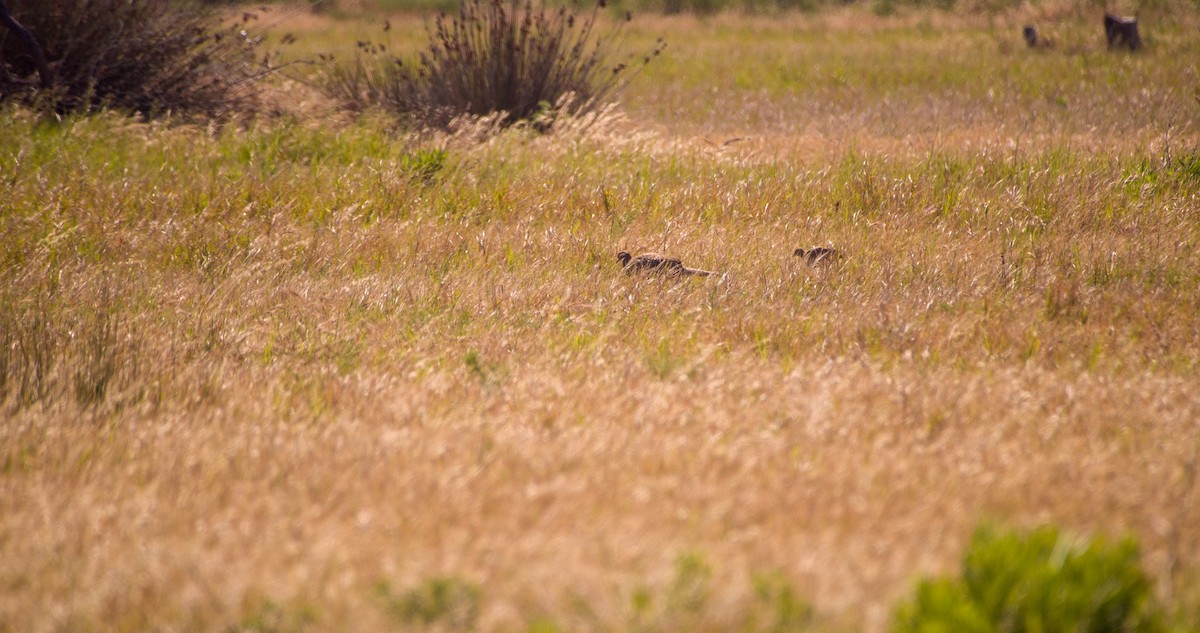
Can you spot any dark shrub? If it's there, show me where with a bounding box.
[0,0,266,118]
[894,524,1165,633]
[326,0,663,131]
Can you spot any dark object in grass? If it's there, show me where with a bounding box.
[1022,25,1039,48]
[794,247,840,265]
[1022,25,1053,49]
[1104,13,1141,51]
[617,251,715,277]
[0,0,52,88]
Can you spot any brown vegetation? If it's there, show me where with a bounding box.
[0,0,267,117]
[1,6,1199,633]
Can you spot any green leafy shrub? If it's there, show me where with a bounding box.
[235,595,318,633]
[400,146,449,182]
[376,576,482,629]
[326,0,663,130]
[0,0,266,118]
[750,571,815,633]
[894,525,1165,633]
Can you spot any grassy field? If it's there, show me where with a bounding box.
[3,3,1200,632]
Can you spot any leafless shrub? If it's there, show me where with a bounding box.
[0,0,268,118]
[325,0,663,131]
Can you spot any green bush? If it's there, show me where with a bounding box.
[0,0,266,118]
[375,576,482,629]
[326,0,663,131]
[894,525,1165,633]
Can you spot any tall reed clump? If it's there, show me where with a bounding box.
[326,0,663,130]
[0,0,267,118]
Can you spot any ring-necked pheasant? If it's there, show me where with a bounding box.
[794,247,840,265]
[617,251,716,277]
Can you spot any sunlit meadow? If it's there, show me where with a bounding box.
[2,2,1199,632]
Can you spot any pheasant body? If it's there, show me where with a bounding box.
[617,251,715,277]
[794,247,840,265]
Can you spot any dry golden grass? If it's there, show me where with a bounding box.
[2,4,1200,633]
